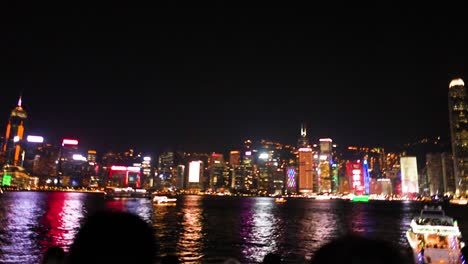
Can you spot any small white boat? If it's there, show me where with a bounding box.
[153,196,177,204]
[274,197,287,203]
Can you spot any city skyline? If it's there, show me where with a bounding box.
[1,4,465,153]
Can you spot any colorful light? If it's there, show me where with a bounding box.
[287,168,296,188]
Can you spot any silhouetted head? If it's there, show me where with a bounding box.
[42,246,66,264]
[68,210,157,264]
[263,252,282,264]
[161,254,180,264]
[310,234,414,264]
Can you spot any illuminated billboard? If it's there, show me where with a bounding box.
[189,161,202,183]
[27,135,44,143]
[346,161,364,195]
[62,139,78,146]
[400,156,419,194]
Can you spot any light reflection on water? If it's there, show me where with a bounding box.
[240,197,280,264]
[0,192,88,264]
[1,192,468,264]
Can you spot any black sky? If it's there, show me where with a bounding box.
[0,3,466,154]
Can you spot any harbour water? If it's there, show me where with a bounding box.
[0,191,467,264]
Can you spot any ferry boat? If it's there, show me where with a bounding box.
[406,205,466,264]
[153,195,177,205]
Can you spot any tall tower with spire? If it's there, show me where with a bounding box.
[3,96,28,166]
[297,123,314,194]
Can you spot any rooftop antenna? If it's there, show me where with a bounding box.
[301,123,307,137]
[17,89,24,107]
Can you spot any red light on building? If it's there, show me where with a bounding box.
[346,161,364,195]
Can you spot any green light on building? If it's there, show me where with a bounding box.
[352,195,369,202]
[2,175,12,186]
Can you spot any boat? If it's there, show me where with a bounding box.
[450,198,468,205]
[153,195,177,205]
[104,187,133,198]
[406,205,466,264]
[274,197,287,203]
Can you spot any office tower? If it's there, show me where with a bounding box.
[208,152,225,192]
[318,138,333,193]
[297,125,313,194]
[157,152,175,190]
[187,160,203,191]
[426,153,455,196]
[229,150,241,166]
[3,97,27,166]
[400,156,419,196]
[448,78,468,195]
[87,150,97,162]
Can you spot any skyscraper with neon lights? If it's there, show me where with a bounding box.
[2,97,27,166]
[448,78,468,195]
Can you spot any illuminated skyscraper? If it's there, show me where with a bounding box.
[229,151,240,166]
[3,97,27,166]
[208,152,225,192]
[318,138,333,192]
[297,125,313,194]
[448,78,468,195]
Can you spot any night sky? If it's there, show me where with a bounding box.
[0,3,466,154]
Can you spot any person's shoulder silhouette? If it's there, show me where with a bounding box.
[310,234,414,264]
[41,246,66,264]
[262,252,282,264]
[68,210,157,264]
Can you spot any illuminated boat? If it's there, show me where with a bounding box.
[274,197,287,203]
[406,205,465,264]
[450,198,468,205]
[153,196,177,205]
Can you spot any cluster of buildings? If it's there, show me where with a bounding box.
[0,78,466,197]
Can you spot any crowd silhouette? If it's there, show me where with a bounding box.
[41,210,416,264]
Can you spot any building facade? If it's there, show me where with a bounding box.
[448,78,468,195]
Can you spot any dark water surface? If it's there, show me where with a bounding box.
[1,192,468,263]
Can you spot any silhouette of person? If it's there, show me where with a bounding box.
[67,210,157,264]
[310,234,415,264]
[262,252,282,264]
[161,254,180,264]
[41,246,66,264]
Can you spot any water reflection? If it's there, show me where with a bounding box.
[1,192,467,264]
[0,192,85,264]
[295,199,344,261]
[38,192,85,250]
[105,197,153,223]
[240,197,283,263]
[176,195,204,263]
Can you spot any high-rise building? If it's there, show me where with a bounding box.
[426,152,455,196]
[448,78,468,195]
[208,152,225,192]
[297,125,313,194]
[87,150,97,162]
[400,156,419,196]
[318,138,333,192]
[229,151,240,166]
[3,97,27,166]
